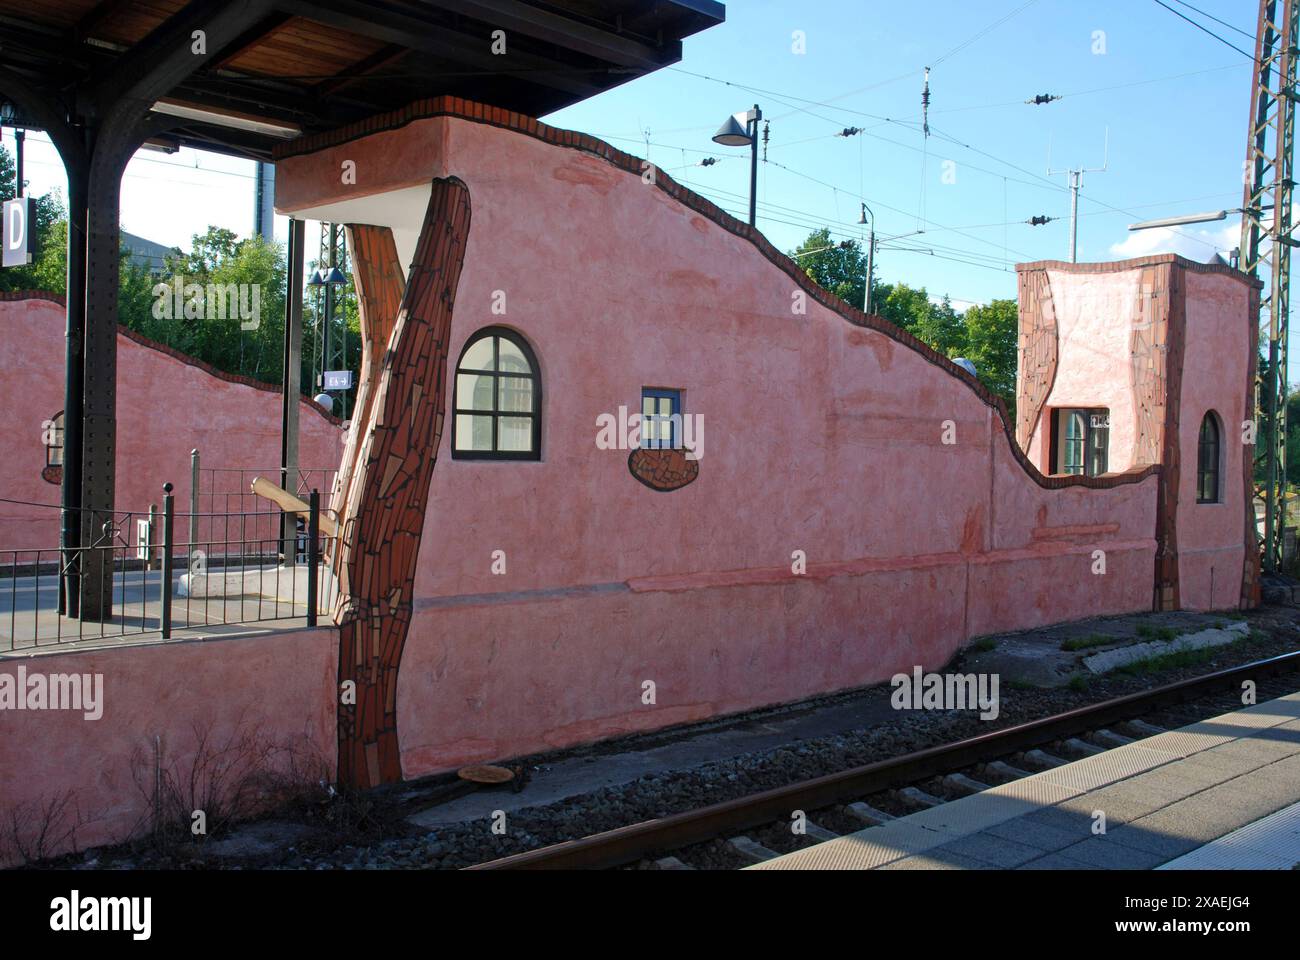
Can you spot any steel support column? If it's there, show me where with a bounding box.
[281,218,305,565]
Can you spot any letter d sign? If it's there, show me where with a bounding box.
[3,197,29,268]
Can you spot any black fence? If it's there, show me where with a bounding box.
[0,484,338,653]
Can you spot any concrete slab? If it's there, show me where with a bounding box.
[1158,799,1300,870]
[927,831,1044,868]
[983,815,1087,853]
[1051,836,1169,870]
[1019,851,1099,870]
[1054,778,1190,828]
[878,851,994,870]
[1037,745,1176,793]
[962,610,1244,688]
[904,779,1075,836]
[1082,623,1248,674]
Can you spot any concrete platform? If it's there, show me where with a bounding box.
[180,561,336,606]
[750,690,1300,870]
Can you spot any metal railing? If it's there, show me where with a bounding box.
[0,485,337,653]
[190,452,336,569]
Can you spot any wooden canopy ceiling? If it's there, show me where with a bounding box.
[0,0,724,159]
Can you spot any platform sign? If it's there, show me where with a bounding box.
[3,197,30,268]
[323,370,353,391]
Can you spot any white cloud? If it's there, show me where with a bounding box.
[1108,219,1239,263]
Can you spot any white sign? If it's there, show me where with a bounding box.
[2,197,30,268]
[136,519,152,561]
[323,370,353,391]
[1090,414,1110,429]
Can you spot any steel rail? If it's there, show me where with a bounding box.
[466,649,1300,870]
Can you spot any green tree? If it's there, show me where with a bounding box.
[789,227,1019,414]
[140,229,288,385]
[962,299,1019,416]
[789,228,868,309]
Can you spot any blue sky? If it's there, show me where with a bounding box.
[3,0,1257,317]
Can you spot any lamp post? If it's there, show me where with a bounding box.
[858,202,876,314]
[307,263,348,412]
[1128,209,1237,232]
[713,104,762,227]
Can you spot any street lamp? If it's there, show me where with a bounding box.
[857,202,876,314]
[1128,208,1266,268]
[1128,209,1235,231]
[713,104,762,227]
[307,265,349,409]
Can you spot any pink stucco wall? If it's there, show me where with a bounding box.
[0,626,337,864]
[1017,261,1255,613]
[1178,270,1252,610]
[1025,270,1141,474]
[0,295,344,555]
[277,111,1160,778]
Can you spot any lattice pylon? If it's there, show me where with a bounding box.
[1241,0,1298,572]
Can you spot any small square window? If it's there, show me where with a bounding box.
[641,388,682,450]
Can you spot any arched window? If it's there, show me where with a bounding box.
[452,327,541,460]
[1197,412,1221,503]
[41,411,64,485]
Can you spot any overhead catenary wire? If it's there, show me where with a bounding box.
[1151,0,1258,61]
[1169,0,1257,40]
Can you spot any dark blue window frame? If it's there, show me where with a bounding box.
[641,388,682,450]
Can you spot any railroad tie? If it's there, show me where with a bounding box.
[803,821,840,842]
[844,802,896,826]
[942,773,991,796]
[1020,749,1068,769]
[654,856,694,871]
[1119,719,1168,738]
[1063,737,1105,757]
[897,786,944,809]
[727,836,782,864]
[984,760,1033,780]
[1092,728,1135,749]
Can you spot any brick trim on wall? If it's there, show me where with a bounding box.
[333,176,474,788]
[275,98,1161,492]
[0,290,66,303]
[1015,268,1059,456]
[1,290,342,427]
[1241,285,1263,608]
[1016,256,1262,287]
[1154,265,1182,611]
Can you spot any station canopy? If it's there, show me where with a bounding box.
[0,0,725,160]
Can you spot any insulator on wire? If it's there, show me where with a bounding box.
[1026,94,1061,106]
[922,67,931,138]
[1027,215,1053,226]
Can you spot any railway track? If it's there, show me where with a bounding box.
[466,651,1300,870]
